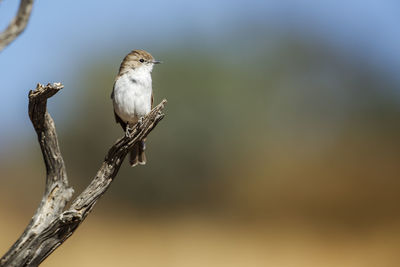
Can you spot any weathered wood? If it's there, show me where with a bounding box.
[0,0,34,52]
[0,83,166,266]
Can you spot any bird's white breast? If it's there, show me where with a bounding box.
[113,67,152,124]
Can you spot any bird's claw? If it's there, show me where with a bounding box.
[125,125,134,138]
[136,117,144,130]
[125,117,144,138]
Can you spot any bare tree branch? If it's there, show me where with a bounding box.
[0,0,34,52]
[0,83,167,266]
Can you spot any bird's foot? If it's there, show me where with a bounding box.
[136,117,144,130]
[125,124,134,138]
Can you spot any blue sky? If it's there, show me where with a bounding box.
[0,0,400,146]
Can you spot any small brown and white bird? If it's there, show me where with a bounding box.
[111,49,161,166]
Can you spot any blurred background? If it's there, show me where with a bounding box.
[1,0,400,266]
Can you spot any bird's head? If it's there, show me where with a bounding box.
[118,49,161,75]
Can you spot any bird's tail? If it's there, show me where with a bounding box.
[129,140,146,167]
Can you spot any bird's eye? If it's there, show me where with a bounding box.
[139,59,145,63]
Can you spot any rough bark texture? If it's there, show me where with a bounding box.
[0,0,34,52]
[0,83,166,267]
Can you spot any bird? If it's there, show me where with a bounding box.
[111,49,161,166]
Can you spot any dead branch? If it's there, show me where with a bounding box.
[0,83,166,267]
[0,0,34,52]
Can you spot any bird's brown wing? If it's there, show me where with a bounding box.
[151,92,154,108]
[114,110,127,131]
[111,82,127,131]
[110,82,115,99]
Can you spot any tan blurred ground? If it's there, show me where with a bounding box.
[1,206,400,267]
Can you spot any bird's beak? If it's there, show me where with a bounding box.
[152,60,162,64]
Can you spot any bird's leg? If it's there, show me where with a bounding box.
[125,124,134,138]
[136,117,144,130]
[125,117,144,138]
